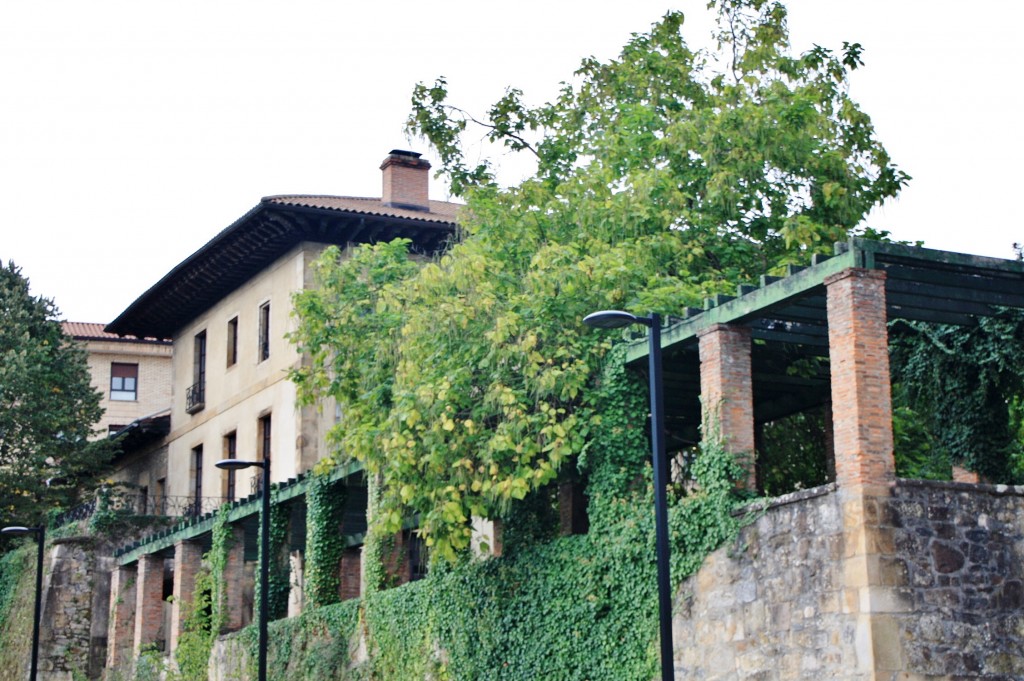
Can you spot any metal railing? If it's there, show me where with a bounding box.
[185,381,205,413]
[49,493,234,528]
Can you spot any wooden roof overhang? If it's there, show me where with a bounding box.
[624,238,1024,446]
[106,200,457,340]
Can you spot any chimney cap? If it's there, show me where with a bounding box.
[388,149,421,159]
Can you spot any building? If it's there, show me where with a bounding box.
[62,322,172,439]
[101,150,459,663]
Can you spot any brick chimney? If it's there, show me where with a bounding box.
[381,150,431,211]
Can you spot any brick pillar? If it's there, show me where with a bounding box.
[107,564,137,669]
[825,268,895,490]
[558,481,589,536]
[698,323,756,490]
[338,547,362,601]
[169,540,203,653]
[223,526,246,633]
[133,554,165,655]
[382,532,411,585]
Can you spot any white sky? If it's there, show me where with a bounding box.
[2,1,1022,324]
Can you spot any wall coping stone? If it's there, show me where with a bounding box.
[896,477,1024,497]
[735,482,837,516]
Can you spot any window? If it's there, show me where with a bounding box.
[187,331,207,414]
[258,302,270,362]
[108,424,127,436]
[227,317,238,367]
[110,363,138,401]
[223,432,237,501]
[191,445,204,516]
[256,414,271,495]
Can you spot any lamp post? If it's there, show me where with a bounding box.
[583,310,673,681]
[215,456,270,681]
[1,524,45,681]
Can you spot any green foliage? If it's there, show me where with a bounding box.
[0,544,33,681]
[758,408,831,495]
[292,0,905,556]
[305,475,348,608]
[0,261,111,526]
[232,600,364,681]
[889,313,1024,482]
[268,500,291,620]
[353,423,746,680]
[172,506,234,681]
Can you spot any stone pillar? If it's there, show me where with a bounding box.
[108,564,138,670]
[223,526,246,633]
[288,550,305,618]
[471,517,503,557]
[825,268,895,490]
[698,323,756,490]
[169,540,203,653]
[133,553,165,655]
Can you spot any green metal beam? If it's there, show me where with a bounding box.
[626,246,858,363]
[117,460,365,566]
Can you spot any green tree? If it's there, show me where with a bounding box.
[291,0,908,558]
[0,261,108,527]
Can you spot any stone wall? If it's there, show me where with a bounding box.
[672,480,1024,679]
[674,484,860,679]
[39,536,114,680]
[886,480,1024,677]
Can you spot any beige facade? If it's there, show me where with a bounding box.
[63,322,173,437]
[166,243,331,501]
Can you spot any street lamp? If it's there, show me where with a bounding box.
[1,524,45,681]
[215,457,270,681]
[583,310,674,681]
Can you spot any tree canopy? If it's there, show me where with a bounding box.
[0,261,108,527]
[290,0,908,559]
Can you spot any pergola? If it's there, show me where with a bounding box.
[623,237,1024,487]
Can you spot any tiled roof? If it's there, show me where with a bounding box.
[63,322,169,344]
[266,195,461,223]
[106,195,460,339]
[63,321,120,339]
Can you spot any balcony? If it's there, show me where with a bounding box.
[185,381,205,414]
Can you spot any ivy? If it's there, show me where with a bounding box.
[305,475,347,608]
[889,312,1024,482]
[0,543,34,678]
[256,349,747,679]
[250,489,292,626]
[171,506,234,681]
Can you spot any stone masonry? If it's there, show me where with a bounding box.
[673,480,1024,679]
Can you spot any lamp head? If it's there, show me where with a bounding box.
[583,310,645,329]
[215,459,262,471]
[1,526,37,536]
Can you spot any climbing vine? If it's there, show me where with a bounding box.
[172,506,234,681]
[255,496,292,621]
[256,349,748,680]
[305,475,347,608]
[889,312,1024,482]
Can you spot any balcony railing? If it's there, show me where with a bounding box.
[49,493,236,528]
[185,381,205,414]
